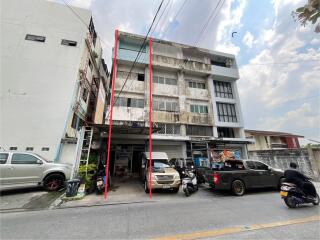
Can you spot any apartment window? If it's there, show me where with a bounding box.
[137,73,145,81]
[42,147,50,151]
[190,105,208,114]
[9,147,17,150]
[186,125,213,136]
[210,60,226,67]
[165,78,177,85]
[153,76,177,85]
[82,87,89,102]
[0,153,8,164]
[61,39,77,47]
[153,99,179,112]
[214,81,233,98]
[217,103,237,122]
[156,123,180,135]
[114,97,144,108]
[26,147,34,151]
[188,81,205,89]
[88,59,93,71]
[217,127,235,138]
[25,34,46,42]
[71,113,78,129]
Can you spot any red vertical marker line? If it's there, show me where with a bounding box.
[104,29,119,200]
[148,38,153,200]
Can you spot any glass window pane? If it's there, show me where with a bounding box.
[11,154,39,164]
[158,77,164,84]
[0,153,8,164]
[159,101,165,110]
[153,76,158,83]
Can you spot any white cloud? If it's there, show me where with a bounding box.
[257,103,320,136]
[215,0,247,55]
[242,31,254,48]
[311,38,320,45]
[237,0,320,140]
[68,0,93,9]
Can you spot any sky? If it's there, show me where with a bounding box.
[54,0,319,144]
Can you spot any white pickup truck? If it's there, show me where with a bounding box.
[0,152,71,191]
[141,152,181,193]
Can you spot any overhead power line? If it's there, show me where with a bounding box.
[106,0,165,120]
[240,59,320,66]
[62,0,112,55]
[161,0,188,38]
[193,0,225,47]
[150,0,171,37]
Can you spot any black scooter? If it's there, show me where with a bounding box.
[280,180,319,208]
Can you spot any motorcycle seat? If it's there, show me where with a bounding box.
[282,182,296,187]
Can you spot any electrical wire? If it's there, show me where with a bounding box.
[105,0,165,120]
[161,0,188,38]
[193,0,225,47]
[150,0,171,37]
[62,0,112,55]
[240,59,320,66]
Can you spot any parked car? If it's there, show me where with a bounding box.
[141,152,180,193]
[0,152,71,191]
[199,159,284,196]
[169,157,195,179]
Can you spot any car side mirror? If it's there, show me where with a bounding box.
[36,159,43,165]
[268,166,272,171]
[172,165,175,168]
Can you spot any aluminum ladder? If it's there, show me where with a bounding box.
[71,126,94,179]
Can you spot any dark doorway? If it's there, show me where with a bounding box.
[109,151,116,176]
[132,151,141,174]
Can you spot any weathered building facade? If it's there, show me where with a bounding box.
[0,0,108,164]
[105,31,249,176]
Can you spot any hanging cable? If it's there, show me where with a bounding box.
[105,0,165,120]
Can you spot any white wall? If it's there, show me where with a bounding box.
[0,0,91,161]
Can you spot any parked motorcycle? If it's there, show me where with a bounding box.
[182,170,198,197]
[280,181,319,208]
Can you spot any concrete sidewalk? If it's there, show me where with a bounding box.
[56,177,189,208]
[54,180,320,209]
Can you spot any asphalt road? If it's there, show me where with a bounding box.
[1,187,320,240]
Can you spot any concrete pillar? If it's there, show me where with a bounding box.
[144,66,150,126]
[207,76,218,137]
[307,146,320,180]
[178,70,186,136]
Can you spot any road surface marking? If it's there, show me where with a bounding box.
[153,215,320,240]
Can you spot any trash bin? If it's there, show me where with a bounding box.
[66,179,80,197]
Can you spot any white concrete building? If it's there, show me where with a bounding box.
[0,0,108,164]
[105,31,249,176]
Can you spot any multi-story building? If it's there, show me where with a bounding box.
[245,129,303,151]
[0,0,108,164]
[105,31,249,176]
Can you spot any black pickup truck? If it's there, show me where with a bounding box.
[198,160,284,196]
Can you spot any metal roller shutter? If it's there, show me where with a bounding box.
[152,145,183,159]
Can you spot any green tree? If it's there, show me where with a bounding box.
[292,0,320,33]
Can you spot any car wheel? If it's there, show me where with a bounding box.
[231,180,245,196]
[144,180,149,194]
[44,174,64,191]
[172,187,179,193]
[313,194,320,205]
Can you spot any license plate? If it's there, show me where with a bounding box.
[162,185,171,189]
[280,191,288,197]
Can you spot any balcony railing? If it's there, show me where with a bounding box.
[152,54,211,74]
